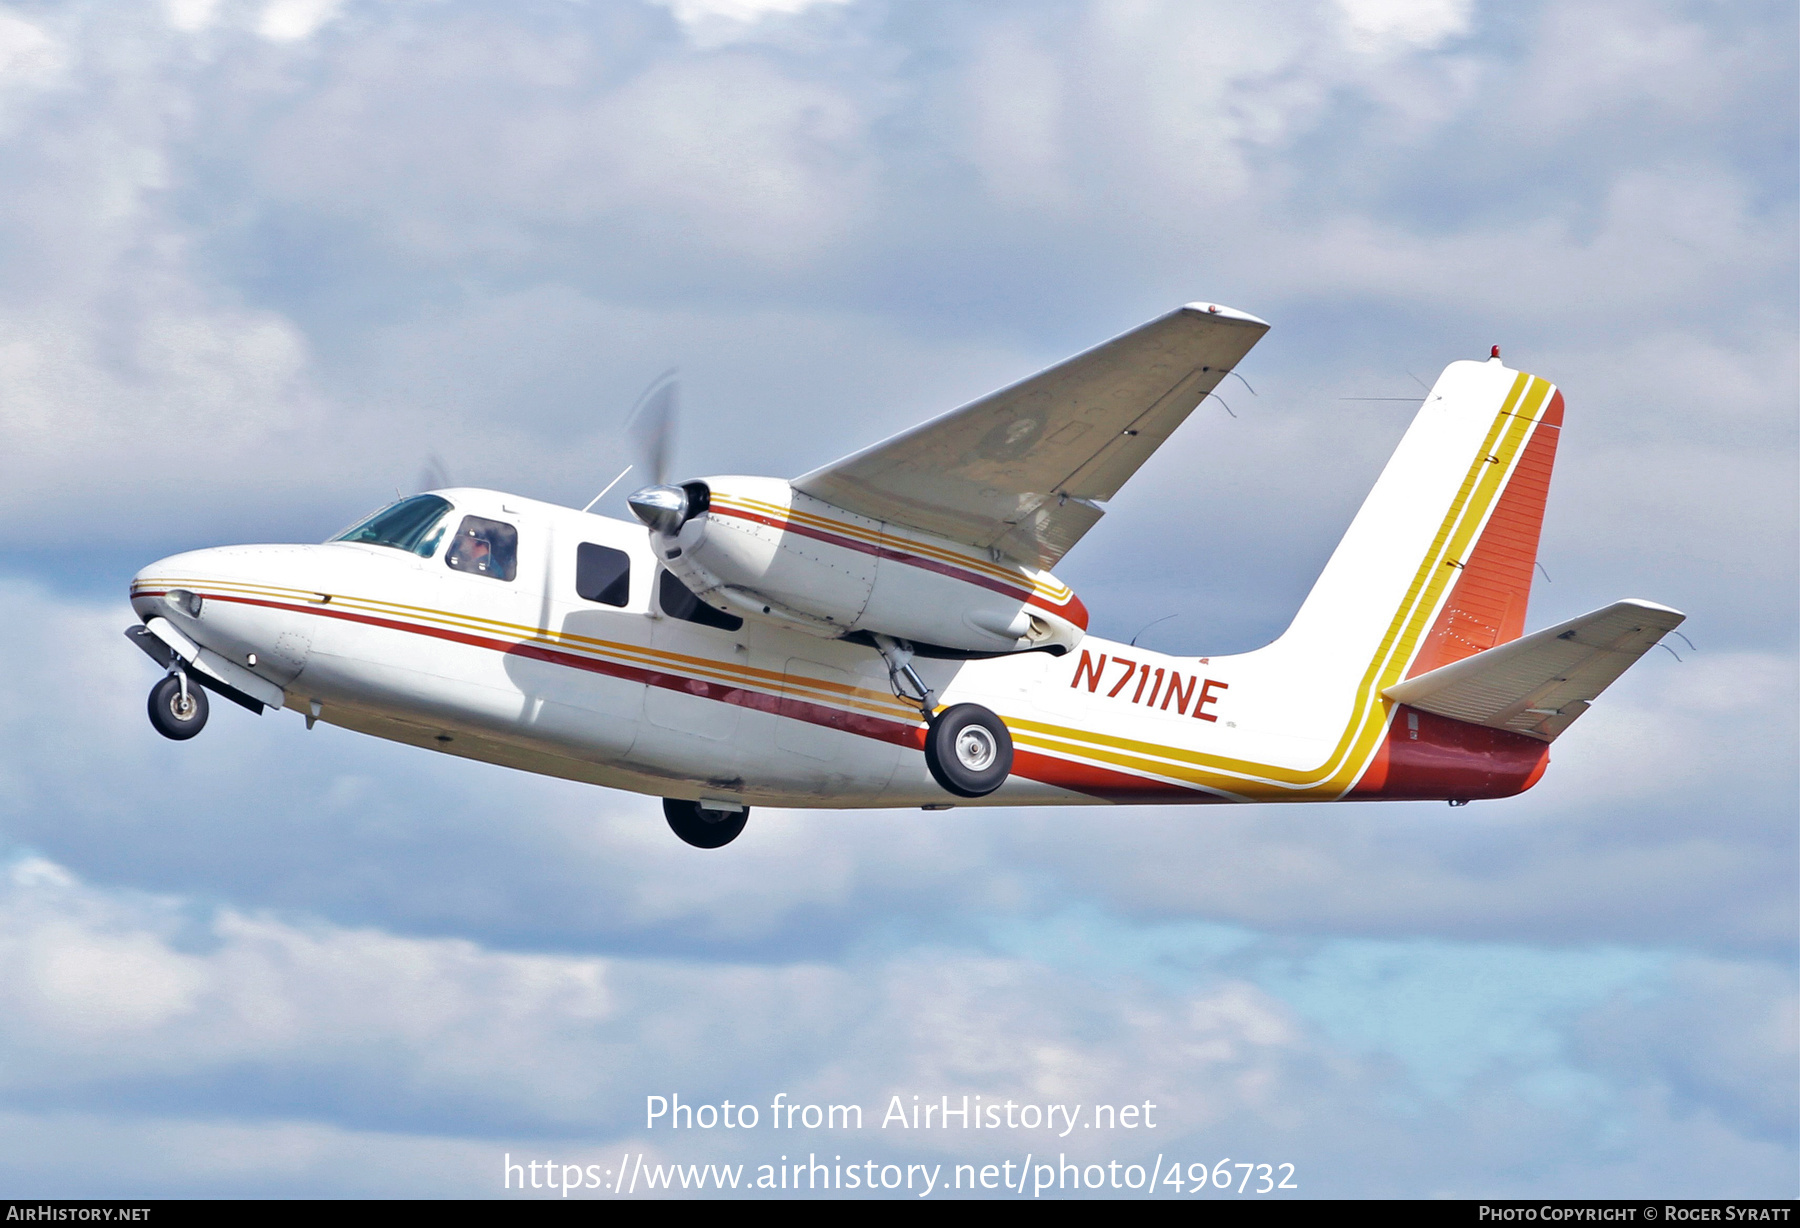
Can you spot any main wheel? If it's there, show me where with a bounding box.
[148,674,209,740]
[924,703,1013,798]
[663,798,748,848]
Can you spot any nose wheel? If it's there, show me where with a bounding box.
[924,703,1013,798]
[664,798,749,848]
[148,672,209,740]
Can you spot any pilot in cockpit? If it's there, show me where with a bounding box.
[462,531,494,573]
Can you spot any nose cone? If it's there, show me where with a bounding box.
[627,484,691,536]
[130,549,224,622]
[130,544,299,620]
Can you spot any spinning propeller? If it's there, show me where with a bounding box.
[623,369,701,535]
[417,453,453,494]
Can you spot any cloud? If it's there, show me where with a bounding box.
[257,0,348,42]
[659,0,851,27]
[0,9,64,96]
[1335,0,1474,52]
[0,851,1789,1196]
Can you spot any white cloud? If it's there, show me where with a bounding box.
[0,8,67,137]
[1336,0,1474,52]
[0,852,1788,1194]
[0,10,64,88]
[257,0,348,43]
[163,0,225,35]
[658,0,851,25]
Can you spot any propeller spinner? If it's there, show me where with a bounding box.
[627,484,692,535]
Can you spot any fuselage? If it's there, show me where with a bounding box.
[129,487,1548,809]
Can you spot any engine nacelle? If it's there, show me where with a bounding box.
[636,475,1087,655]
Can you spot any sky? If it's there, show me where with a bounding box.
[0,0,1793,1199]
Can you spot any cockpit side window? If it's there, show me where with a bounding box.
[576,543,631,607]
[658,569,743,631]
[330,495,453,558]
[445,515,518,581]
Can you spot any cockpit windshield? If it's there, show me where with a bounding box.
[330,494,453,558]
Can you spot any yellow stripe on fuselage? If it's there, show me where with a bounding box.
[137,378,1550,801]
[132,575,923,725]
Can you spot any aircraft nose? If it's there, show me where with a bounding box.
[129,547,241,624]
[131,553,188,621]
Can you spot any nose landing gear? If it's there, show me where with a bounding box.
[148,671,209,740]
[664,798,749,848]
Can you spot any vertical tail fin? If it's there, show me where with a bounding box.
[1275,357,1563,684]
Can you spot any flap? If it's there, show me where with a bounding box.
[1382,599,1687,741]
[792,303,1269,567]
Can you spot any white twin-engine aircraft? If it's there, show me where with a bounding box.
[128,304,1685,847]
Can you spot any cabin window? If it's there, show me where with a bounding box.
[576,543,631,606]
[330,494,452,558]
[445,515,518,581]
[658,569,742,631]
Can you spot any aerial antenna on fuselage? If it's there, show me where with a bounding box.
[1129,613,1180,647]
[582,465,633,514]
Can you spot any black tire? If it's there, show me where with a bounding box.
[664,798,748,848]
[148,674,209,740]
[924,703,1013,798]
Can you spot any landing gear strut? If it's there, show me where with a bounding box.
[148,671,209,740]
[872,633,936,721]
[664,798,749,848]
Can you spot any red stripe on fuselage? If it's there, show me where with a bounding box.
[140,587,1545,806]
[1009,749,1228,804]
[178,590,1155,797]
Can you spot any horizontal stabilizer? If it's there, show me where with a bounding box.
[1381,599,1686,741]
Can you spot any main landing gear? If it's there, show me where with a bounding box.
[148,671,209,740]
[924,703,1014,798]
[664,798,749,848]
[872,633,1015,799]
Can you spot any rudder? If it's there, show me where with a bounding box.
[1273,356,1563,688]
[1406,380,1562,676]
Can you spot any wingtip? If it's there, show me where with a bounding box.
[1617,598,1688,622]
[1181,302,1270,327]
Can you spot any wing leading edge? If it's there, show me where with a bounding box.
[792,303,1270,568]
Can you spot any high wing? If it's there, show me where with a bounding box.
[791,303,1270,568]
